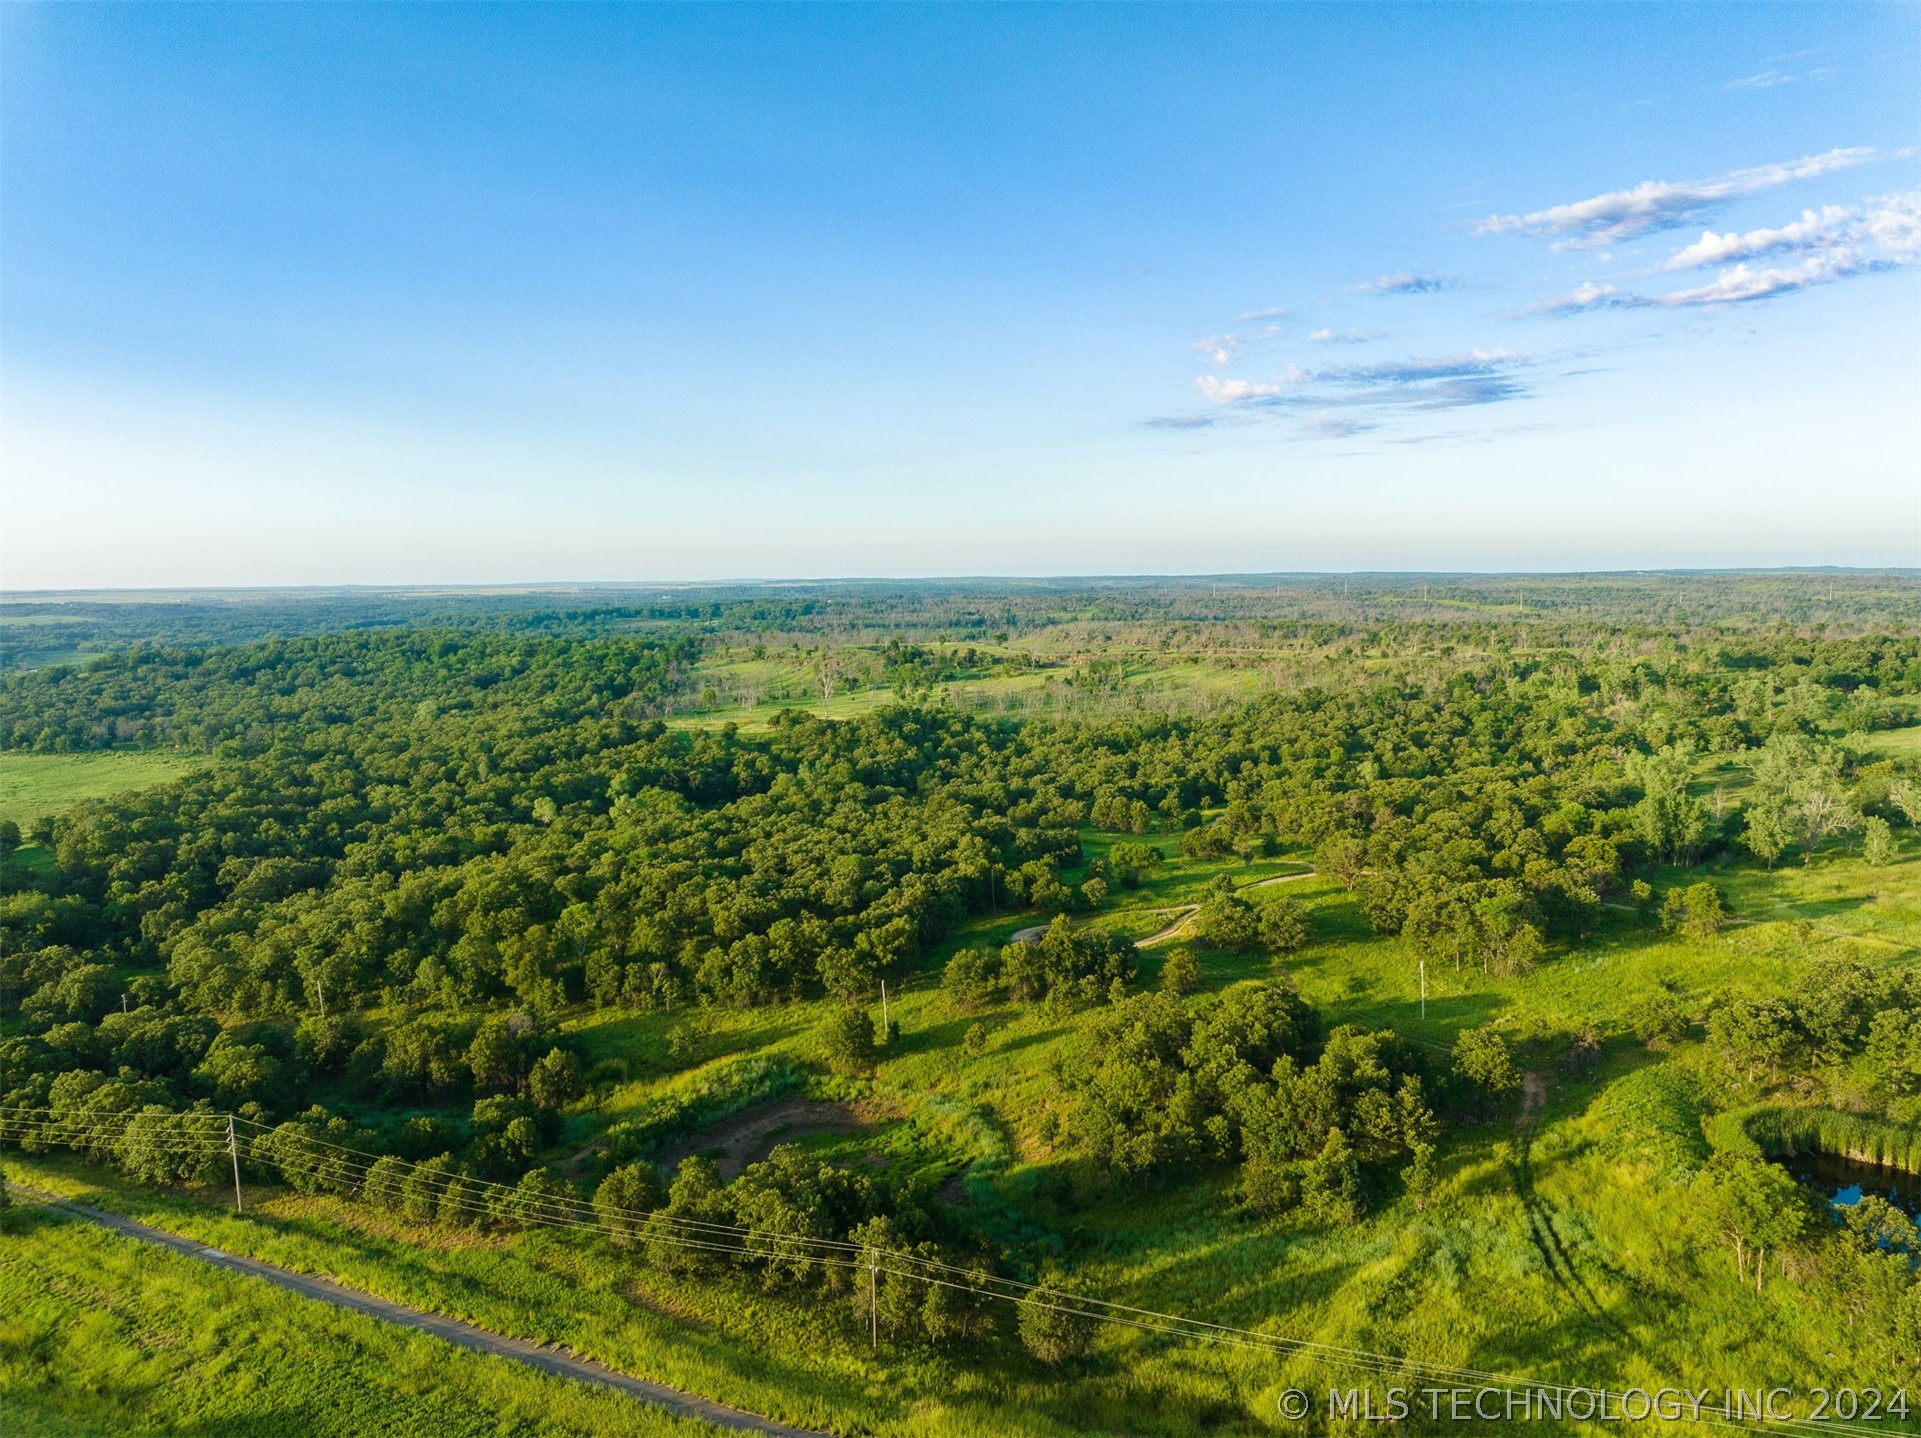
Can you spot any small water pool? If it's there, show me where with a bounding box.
[1779,1149,1921,1220]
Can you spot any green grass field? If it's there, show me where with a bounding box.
[0,1201,714,1437]
[0,751,203,828]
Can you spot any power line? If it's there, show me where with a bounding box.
[0,1108,1884,1438]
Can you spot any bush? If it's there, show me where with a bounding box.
[1017,1287,1097,1365]
[505,1168,580,1228]
[528,1047,584,1110]
[400,1153,458,1223]
[1192,889,1260,951]
[820,1007,879,1071]
[1452,1026,1521,1115]
[1257,897,1310,954]
[1159,948,1200,996]
[1108,842,1163,888]
[1628,990,1690,1049]
[943,948,1001,1009]
[586,1057,629,1091]
[293,1015,359,1075]
[1299,1126,1363,1224]
[1863,815,1895,867]
[1660,882,1726,937]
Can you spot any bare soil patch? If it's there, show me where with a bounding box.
[655,1096,878,1179]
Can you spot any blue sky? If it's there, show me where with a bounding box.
[4,3,1917,587]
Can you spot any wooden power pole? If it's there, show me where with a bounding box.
[227,1115,244,1213]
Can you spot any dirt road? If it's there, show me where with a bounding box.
[10,1185,822,1438]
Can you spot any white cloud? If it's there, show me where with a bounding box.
[1477,147,1877,249]
[1527,281,1621,315]
[1358,273,1455,294]
[1194,351,1530,419]
[1665,205,1855,270]
[1650,251,1866,306]
[1196,367,1308,404]
[1863,190,1921,262]
[1307,327,1381,344]
[1524,192,1920,314]
[1194,322,1286,366]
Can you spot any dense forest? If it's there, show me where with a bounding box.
[2,576,1919,1434]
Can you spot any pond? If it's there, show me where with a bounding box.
[1778,1148,1921,1220]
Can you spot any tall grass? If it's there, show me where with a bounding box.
[1732,1105,1921,1173]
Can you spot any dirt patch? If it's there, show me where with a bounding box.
[1521,1070,1549,1119]
[654,1097,878,1179]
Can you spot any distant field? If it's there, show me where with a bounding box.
[1850,723,1921,762]
[0,751,202,826]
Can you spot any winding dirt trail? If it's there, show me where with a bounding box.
[1012,865,1319,949]
[9,1185,822,1437]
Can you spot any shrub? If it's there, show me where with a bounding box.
[1863,815,1895,867]
[1257,897,1310,954]
[1300,1126,1363,1224]
[1108,843,1163,888]
[528,1047,584,1110]
[820,1007,878,1071]
[1661,883,1727,938]
[1193,891,1260,951]
[363,1154,410,1211]
[400,1153,457,1224]
[1017,1287,1097,1365]
[1628,990,1690,1049]
[1159,948,1200,996]
[943,948,1001,1009]
[293,1014,359,1075]
[594,1162,668,1243]
[1452,1026,1521,1115]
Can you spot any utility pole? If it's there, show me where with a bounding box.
[870,1257,879,1352]
[227,1115,244,1213]
[880,980,889,1039]
[316,979,325,1019]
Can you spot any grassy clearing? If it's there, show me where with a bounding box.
[0,751,204,827]
[0,1201,716,1437]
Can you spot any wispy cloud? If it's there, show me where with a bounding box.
[1357,272,1456,295]
[1477,147,1877,249]
[1727,65,1833,90]
[1195,349,1530,420]
[1142,414,1220,431]
[1651,252,1876,307]
[1193,322,1286,366]
[1525,191,1920,314]
[1300,413,1376,439]
[1306,327,1381,344]
[1526,281,1623,315]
